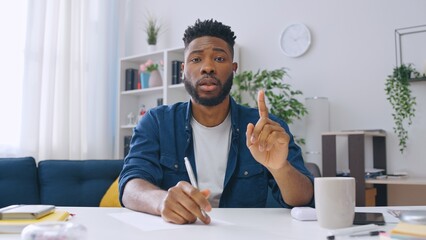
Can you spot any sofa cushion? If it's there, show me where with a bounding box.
[99,177,121,207]
[0,157,41,208]
[38,160,123,207]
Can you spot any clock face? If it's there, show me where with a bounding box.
[280,23,311,58]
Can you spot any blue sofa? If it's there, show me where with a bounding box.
[1,157,320,208]
[0,157,123,208]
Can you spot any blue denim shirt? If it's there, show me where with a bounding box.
[119,97,314,208]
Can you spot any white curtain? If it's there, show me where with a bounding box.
[20,0,119,161]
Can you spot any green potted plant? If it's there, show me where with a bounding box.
[145,14,161,47]
[384,63,420,153]
[232,68,308,144]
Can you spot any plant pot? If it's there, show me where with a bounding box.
[149,70,162,87]
[147,44,157,52]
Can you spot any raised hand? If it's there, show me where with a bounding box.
[246,90,290,169]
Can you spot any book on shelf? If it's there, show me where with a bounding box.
[171,60,183,85]
[133,69,140,90]
[365,168,386,179]
[0,210,70,233]
[374,172,408,180]
[125,68,133,90]
[387,172,408,179]
[341,129,386,134]
[336,168,386,179]
[125,68,139,91]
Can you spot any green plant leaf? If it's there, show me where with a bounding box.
[231,68,307,145]
[384,63,418,153]
[145,15,161,45]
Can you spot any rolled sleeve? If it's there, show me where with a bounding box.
[118,110,163,205]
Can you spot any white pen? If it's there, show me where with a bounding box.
[326,224,380,240]
[184,157,198,188]
[184,157,208,218]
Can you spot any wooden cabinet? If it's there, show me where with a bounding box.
[321,130,387,206]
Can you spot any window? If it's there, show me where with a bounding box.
[0,0,27,146]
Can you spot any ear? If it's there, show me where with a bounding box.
[232,62,238,73]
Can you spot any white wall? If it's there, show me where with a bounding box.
[121,0,426,178]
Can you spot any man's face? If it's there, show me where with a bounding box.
[183,36,236,107]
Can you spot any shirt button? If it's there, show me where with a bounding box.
[174,164,178,169]
[244,171,248,176]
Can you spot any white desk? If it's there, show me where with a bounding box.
[366,178,426,205]
[1,206,424,240]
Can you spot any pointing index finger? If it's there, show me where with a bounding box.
[257,90,269,118]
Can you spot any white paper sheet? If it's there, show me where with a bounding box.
[109,212,233,232]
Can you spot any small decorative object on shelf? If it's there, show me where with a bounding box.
[140,72,150,88]
[139,59,162,88]
[145,13,161,52]
[127,112,136,125]
[149,70,162,87]
[138,104,146,121]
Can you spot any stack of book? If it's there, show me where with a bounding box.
[386,172,408,179]
[0,205,70,233]
[171,60,183,85]
[125,68,139,90]
[365,168,386,179]
[336,168,386,179]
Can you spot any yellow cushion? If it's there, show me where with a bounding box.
[99,178,122,207]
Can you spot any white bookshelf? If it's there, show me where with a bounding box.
[115,47,188,159]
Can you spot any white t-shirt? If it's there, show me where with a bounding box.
[191,112,232,208]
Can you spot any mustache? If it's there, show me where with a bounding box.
[196,74,220,84]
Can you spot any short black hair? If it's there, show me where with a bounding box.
[183,19,236,56]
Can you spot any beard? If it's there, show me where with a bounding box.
[184,72,233,107]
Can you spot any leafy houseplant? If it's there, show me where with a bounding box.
[145,15,161,45]
[139,59,159,73]
[384,64,420,153]
[232,68,308,144]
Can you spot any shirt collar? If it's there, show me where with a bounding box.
[184,97,240,136]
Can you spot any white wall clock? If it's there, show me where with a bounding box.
[280,23,312,58]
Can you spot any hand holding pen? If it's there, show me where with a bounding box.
[158,158,211,225]
[184,157,211,224]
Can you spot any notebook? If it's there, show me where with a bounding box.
[0,205,55,220]
[0,210,70,233]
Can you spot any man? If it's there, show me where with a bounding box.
[119,19,314,225]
